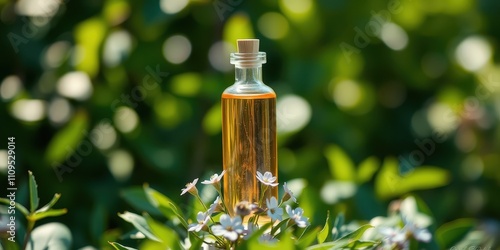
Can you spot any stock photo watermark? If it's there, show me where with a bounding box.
[339,0,411,62]
[52,65,169,182]
[213,0,243,21]
[7,0,64,53]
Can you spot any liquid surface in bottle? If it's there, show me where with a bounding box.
[222,92,277,218]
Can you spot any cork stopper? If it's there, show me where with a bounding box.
[230,39,266,67]
[237,39,259,54]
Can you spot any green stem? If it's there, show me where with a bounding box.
[22,218,35,250]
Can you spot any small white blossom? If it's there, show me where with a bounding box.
[266,197,283,221]
[211,214,244,241]
[402,216,432,243]
[283,182,297,203]
[286,205,309,228]
[379,226,407,249]
[181,178,199,196]
[201,170,225,185]
[208,196,221,215]
[256,171,278,187]
[188,211,209,232]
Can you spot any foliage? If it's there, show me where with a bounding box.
[0,171,68,250]
[1,0,500,249]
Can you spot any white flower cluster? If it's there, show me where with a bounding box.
[180,170,309,248]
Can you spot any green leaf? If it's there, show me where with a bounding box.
[317,211,330,244]
[45,110,88,165]
[144,184,188,228]
[325,145,356,181]
[0,198,29,217]
[436,218,475,249]
[307,225,374,250]
[356,156,379,184]
[109,242,138,250]
[144,214,182,250]
[30,208,68,221]
[26,223,72,250]
[335,224,373,242]
[118,211,161,242]
[375,157,450,199]
[36,193,62,213]
[121,187,162,216]
[28,171,40,212]
[298,227,320,249]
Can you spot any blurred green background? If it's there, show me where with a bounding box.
[1,0,499,248]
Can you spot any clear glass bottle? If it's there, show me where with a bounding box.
[221,39,277,219]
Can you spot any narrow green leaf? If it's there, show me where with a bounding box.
[45,110,88,165]
[144,214,182,250]
[335,224,373,242]
[188,234,203,250]
[144,184,188,228]
[118,211,161,242]
[121,186,163,216]
[357,156,379,184]
[317,211,330,244]
[436,218,475,249]
[109,242,138,250]
[30,208,67,221]
[36,193,62,213]
[324,145,356,181]
[28,171,40,212]
[0,198,29,217]
[345,240,380,248]
[298,227,320,249]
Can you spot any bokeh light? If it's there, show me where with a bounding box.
[455,36,492,72]
[258,12,290,40]
[11,99,47,122]
[15,0,60,17]
[91,121,117,150]
[1,75,23,101]
[107,149,134,182]
[208,41,234,72]
[43,41,71,69]
[57,71,93,101]
[380,22,409,51]
[277,94,312,134]
[426,102,459,135]
[48,97,73,125]
[160,0,188,14]
[162,35,192,64]
[0,150,7,174]
[104,30,133,67]
[114,106,139,133]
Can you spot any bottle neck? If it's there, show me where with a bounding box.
[235,65,263,83]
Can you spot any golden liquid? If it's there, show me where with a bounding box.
[222,92,277,218]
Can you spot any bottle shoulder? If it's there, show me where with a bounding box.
[223,81,275,96]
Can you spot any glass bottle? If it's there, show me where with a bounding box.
[221,39,277,220]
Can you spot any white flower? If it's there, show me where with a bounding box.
[181,178,199,196]
[256,171,278,187]
[201,171,225,185]
[211,214,244,241]
[286,205,309,228]
[379,226,407,249]
[188,211,209,232]
[208,196,221,215]
[282,182,297,203]
[402,216,432,243]
[266,197,283,221]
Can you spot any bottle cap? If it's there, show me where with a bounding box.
[230,39,266,67]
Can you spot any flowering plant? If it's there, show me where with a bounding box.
[109,170,440,250]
